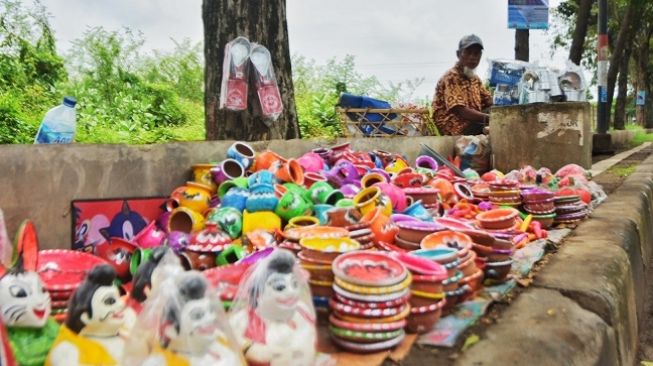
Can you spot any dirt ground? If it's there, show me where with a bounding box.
[389,147,653,366]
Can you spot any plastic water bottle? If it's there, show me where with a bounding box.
[34,96,77,144]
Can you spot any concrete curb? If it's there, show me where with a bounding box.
[457,152,653,366]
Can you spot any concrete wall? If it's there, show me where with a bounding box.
[0,136,457,249]
[490,102,592,172]
[458,153,653,366]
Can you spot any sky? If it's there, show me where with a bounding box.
[40,0,568,101]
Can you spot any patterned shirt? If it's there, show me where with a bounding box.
[432,66,493,135]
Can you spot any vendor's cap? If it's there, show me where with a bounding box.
[458,34,484,50]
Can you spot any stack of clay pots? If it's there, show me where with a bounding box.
[391,252,447,334]
[521,188,557,229]
[488,180,521,208]
[326,207,375,250]
[291,228,359,302]
[394,220,444,251]
[329,251,411,352]
[410,246,464,314]
[553,195,588,225]
[473,209,519,283]
[462,229,512,283]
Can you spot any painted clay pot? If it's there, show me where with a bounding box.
[339,184,360,199]
[275,159,305,185]
[227,141,256,170]
[299,237,361,263]
[402,200,433,222]
[353,186,392,217]
[485,259,513,282]
[216,244,246,266]
[420,231,473,252]
[300,262,334,282]
[488,248,512,263]
[415,155,438,171]
[210,159,245,186]
[156,211,171,232]
[327,207,362,228]
[220,187,249,212]
[282,226,349,242]
[326,160,359,188]
[406,299,445,334]
[297,152,325,173]
[177,182,213,214]
[453,182,474,201]
[411,248,461,279]
[521,188,554,203]
[392,173,425,189]
[396,220,444,243]
[403,187,440,206]
[459,269,484,301]
[361,172,388,189]
[191,163,218,192]
[166,231,190,253]
[304,171,327,188]
[313,204,334,225]
[275,190,313,221]
[312,147,333,162]
[434,217,475,231]
[459,229,495,247]
[129,248,153,275]
[242,210,281,234]
[335,198,355,208]
[524,198,556,214]
[329,142,351,163]
[532,213,556,229]
[332,251,408,287]
[428,178,455,203]
[186,222,232,253]
[179,250,216,271]
[217,177,248,198]
[206,206,243,239]
[384,157,409,175]
[308,181,334,204]
[242,231,277,252]
[94,237,137,280]
[287,216,320,229]
[254,150,286,172]
[394,234,422,251]
[133,220,165,249]
[476,208,520,230]
[246,185,279,213]
[457,251,478,277]
[248,170,277,189]
[168,207,205,233]
[310,280,335,298]
[375,183,409,212]
[361,208,398,245]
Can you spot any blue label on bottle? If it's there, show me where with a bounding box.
[35,125,73,144]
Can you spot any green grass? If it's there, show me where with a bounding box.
[607,163,637,177]
[632,129,653,147]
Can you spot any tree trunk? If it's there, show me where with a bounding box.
[606,0,637,127]
[637,31,652,127]
[569,0,593,65]
[515,29,529,62]
[614,43,631,130]
[203,0,300,141]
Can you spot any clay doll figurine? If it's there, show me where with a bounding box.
[123,271,245,366]
[0,257,59,366]
[46,264,127,366]
[229,249,317,366]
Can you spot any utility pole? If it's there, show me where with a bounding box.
[593,0,613,154]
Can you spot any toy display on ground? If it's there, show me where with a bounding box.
[0,141,606,365]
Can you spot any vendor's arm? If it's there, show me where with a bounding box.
[480,85,493,110]
[451,105,489,125]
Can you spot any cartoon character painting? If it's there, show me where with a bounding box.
[99,201,147,242]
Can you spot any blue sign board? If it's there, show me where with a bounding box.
[637,90,646,106]
[508,0,550,30]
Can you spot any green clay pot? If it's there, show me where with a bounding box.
[216,244,246,266]
[308,181,334,204]
[335,198,355,208]
[275,190,313,221]
[218,177,249,198]
[207,206,243,239]
[283,182,310,202]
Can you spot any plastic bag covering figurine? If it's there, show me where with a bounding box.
[229,249,316,366]
[250,43,283,123]
[123,271,245,366]
[0,256,59,366]
[46,265,127,366]
[220,36,252,111]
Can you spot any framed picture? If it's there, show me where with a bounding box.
[71,197,167,252]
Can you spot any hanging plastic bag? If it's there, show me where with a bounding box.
[220,36,252,111]
[250,43,283,123]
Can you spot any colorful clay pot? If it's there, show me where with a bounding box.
[394,235,421,251]
[156,211,171,232]
[217,177,248,198]
[166,231,190,253]
[327,207,361,228]
[476,208,520,230]
[133,220,165,249]
[434,217,475,231]
[332,250,408,287]
[335,198,355,208]
[392,173,425,189]
[375,182,409,212]
[299,237,361,262]
[283,226,349,241]
[353,186,392,217]
[168,207,205,233]
[275,190,313,221]
[361,172,388,189]
[415,155,438,171]
[339,184,360,199]
[177,182,213,214]
[420,231,473,251]
[396,220,443,244]
[94,237,137,280]
[179,251,216,271]
[210,159,245,186]
[254,150,286,172]
[326,160,359,187]
[300,262,334,282]
[275,159,305,185]
[191,163,218,192]
[402,200,433,222]
[406,299,445,334]
[297,152,326,173]
[384,157,409,175]
[532,213,556,228]
[485,259,513,282]
[227,141,256,170]
[428,178,455,203]
[313,204,334,225]
[312,147,333,162]
[287,215,320,229]
[248,170,277,189]
[206,206,243,239]
[304,171,327,188]
[242,210,281,234]
[216,244,246,266]
[129,248,153,275]
[220,187,249,212]
[453,182,474,201]
[186,222,232,253]
[361,208,398,245]
[246,185,279,212]
[403,187,440,206]
[308,181,334,204]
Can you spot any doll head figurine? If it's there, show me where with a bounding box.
[66,264,125,337]
[229,249,316,366]
[124,271,244,366]
[0,257,51,328]
[131,246,179,303]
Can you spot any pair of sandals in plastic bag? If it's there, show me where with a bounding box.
[220,36,283,123]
